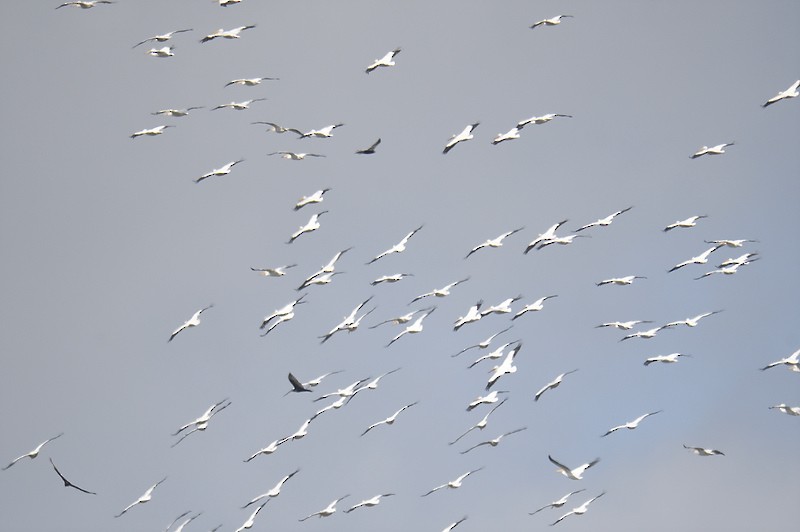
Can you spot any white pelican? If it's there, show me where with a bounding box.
[530,15,574,29]
[601,411,662,437]
[301,370,343,388]
[550,492,605,526]
[251,121,303,135]
[718,252,758,267]
[466,228,524,259]
[234,501,267,532]
[491,127,521,145]
[422,467,483,496]
[574,206,633,232]
[620,326,666,342]
[442,516,468,532]
[244,439,285,462]
[481,295,523,316]
[663,310,723,328]
[299,495,350,521]
[449,398,507,445]
[173,513,201,532]
[705,239,758,248]
[171,400,231,447]
[595,319,652,330]
[49,458,96,495]
[57,1,113,8]
[297,271,342,291]
[259,295,306,330]
[760,348,800,371]
[312,247,352,276]
[468,341,516,369]
[268,151,325,161]
[152,106,203,117]
[310,396,348,420]
[294,188,331,210]
[319,296,374,343]
[769,404,800,416]
[355,138,381,154]
[242,469,300,508]
[683,444,724,456]
[529,489,586,515]
[114,477,167,518]
[443,123,479,154]
[524,219,568,253]
[460,427,527,454]
[548,455,599,480]
[694,260,756,279]
[361,402,418,436]
[664,215,708,231]
[299,124,345,138]
[534,370,578,402]
[643,353,691,366]
[218,0,243,5]
[486,342,523,390]
[169,304,213,342]
[762,80,799,108]
[690,142,734,159]
[517,113,572,127]
[250,264,297,277]
[512,295,558,321]
[287,211,328,244]
[195,159,244,183]
[211,98,266,111]
[535,234,588,250]
[466,390,508,411]
[668,245,722,272]
[369,308,431,329]
[133,29,192,48]
[454,300,483,331]
[367,224,424,264]
[366,48,401,74]
[386,307,435,347]
[277,418,312,445]
[130,125,173,139]
[2,433,63,470]
[148,46,175,58]
[225,76,278,87]
[596,275,646,286]
[344,493,395,513]
[371,272,414,285]
[452,325,513,357]
[163,511,191,532]
[314,377,371,402]
[173,398,229,435]
[411,276,470,303]
[201,25,256,43]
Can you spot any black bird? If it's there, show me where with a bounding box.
[356,138,381,154]
[286,373,312,394]
[50,458,96,495]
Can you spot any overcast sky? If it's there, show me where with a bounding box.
[1,1,798,531]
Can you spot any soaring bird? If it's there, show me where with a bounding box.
[299,124,345,138]
[287,211,328,244]
[759,348,800,371]
[294,188,331,210]
[524,220,568,253]
[251,121,303,135]
[468,341,516,369]
[460,427,527,454]
[277,419,312,445]
[344,493,395,513]
[452,325,513,357]
[361,402,418,436]
[663,310,723,328]
[147,46,175,58]
[152,107,203,117]
[172,513,202,532]
[762,79,799,107]
[211,98,266,111]
[268,151,325,161]
[250,264,297,277]
[684,444,724,456]
[449,398,507,445]
[620,326,667,341]
[195,159,244,183]
[530,14,574,29]
[517,113,572,127]
[299,495,350,521]
[441,516,468,532]
[574,206,633,232]
[225,76,278,87]
[690,142,734,159]
[718,252,759,268]
[486,342,523,390]
[49,458,96,495]
[512,295,558,320]
[319,296,375,343]
[234,501,267,532]
[466,228,524,258]
[244,439,285,462]
[356,138,381,154]
[443,123,479,154]
[242,469,300,508]
[481,295,523,317]
[114,477,167,518]
[2,433,63,470]
[371,272,414,285]
[366,48,401,73]
[367,224,424,264]
[454,300,483,331]
[171,400,231,447]
[705,238,758,248]
[595,319,652,330]
[596,275,646,286]
[172,398,230,436]
[422,467,483,496]
[56,1,113,8]
[644,353,691,366]
[668,246,722,272]
[369,308,431,329]
[491,127,521,145]
[260,295,306,330]
[529,489,586,515]
[548,455,600,480]
[694,260,757,279]
[285,372,313,394]
[411,276,470,303]
[386,307,435,347]
[201,25,256,43]
[130,125,173,139]
[769,404,800,416]
[169,304,213,342]
[664,215,707,231]
[534,370,578,402]
[132,29,192,48]
[601,411,662,437]
[466,390,508,411]
[550,492,605,526]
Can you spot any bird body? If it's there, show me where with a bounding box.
[288,211,328,243]
[356,138,382,154]
[133,29,192,48]
[596,319,652,330]
[443,123,479,154]
[49,458,96,495]
[130,125,173,138]
[602,411,662,437]
[644,353,690,366]
[422,468,483,496]
[169,304,213,341]
[152,106,202,117]
[529,489,586,515]
[486,342,522,390]
[115,477,167,518]
[691,142,734,159]
[300,124,344,138]
[517,113,572,127]
[466,390,508,411]
[386,308,435,347]
[466,228,524,258]
[294,188,331,210]
[453,325,513,357]
[57,1,113,8]
[449,398,507,444]
[574,207,632,232]
[769,404,800,416]
[763,79,800,107]
[548,455,599,480]
[212,98,265,111]
[512,295,557,320]
[530,15,573,29]
[668,246,721,272]
[372,272,413,285]
[492,127,521,145]
[234,501,267,532]
[535,370,578,402]
[268,151,325,160]
[225,76,277,87]
[148,46,175,57]
[664,215,707,231]
[596,275,646,286]
[367,224,423,264]
[251,264,297,277]
[260,295,306,330]
[345,493,395,513]
[366,48,401,73]
[454,300,483,331]
[684,444,724,456]
[201,25,256,43]
[361,402,418,436]
[760,348,800,371]
[2,433,63,470]
[621,326,666,341]
[664,310,722,328]
[244,439,284,462]
[195,159,244,183]
[251,121,303,135]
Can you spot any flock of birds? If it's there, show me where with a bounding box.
[4,2,798,531]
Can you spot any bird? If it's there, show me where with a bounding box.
[168,304,213,342]
[367,224,424,264]
[259,295,306,330]
[596,275,646,286]
[481,295,523,316]
[491,127,522,145]
[386,307,435,347]
[163,511,192,532]
[361,402,418,436]
[517,113,573,127]
[250,264,297,277]
[601,411,662,437]
[366,48,401,73]
[251,121,303,135]
[535,234,589,250]
[195,159,244,183]
[234,501,268,532]
[297,271,344,292]
[466,390,508,411]
[301,370,343,388]
[244,439,285,462]
[56,1,113,9]
[468,341,516,369]
[294,188,331,210]
[147,46,175,58]
[299,495,350,521]
[310,396,349,420]
[486,342,523,390]
[277,418,312,445]
[460,427,527,454]
[225,76,278,87]
[644,353,691,366]
[2,433,63,470]
[287,211,328,244]
[691,142,735,159]
[410,276,470,303]
[548,455,600,480]
[512,295,558,320]
[422,467,483,496]
[705,239,758,248]
[285,372,313,394]
[529,489,586,515]
[534,370,578,402]
[452,325,513,357]
[344,493,395,513]
[595,319,652,330]
[684,444,724,456]
[443,122,479,154]
[718,252,759,268]
[694,260,757,280]
[299,124,345,138]
[769,404,800,416]
[530,14,574,29]
[152,107,203,117]
[49,458,96,495]
[524,219,569,253]
[759,348,800,371]
[454,300,483,331]
[211,98,266,111]
[663,310,723,328]
[242,469,300,508]
[171,400,231,447]
[314,377,371,402]
[574,206,633,232]
[114,477,167,517]
[550,492,606,526]
[664,215,708,231]
[369,307,432,329]
[201,25,256,43]
[268,151,325,161]
[172,513,202,532]
[132,29,192,48]
[620,326,667,342]
[449,398,507,445]
[307,247,352,278]
[371,272,414,285]
[762,79,800,107]
[130,125,173,139]
[355,138,381,154]
[441,516,468,532]
[319,296,375,343]
[465,228,524,258]
[668,246,722,272]
[172,398,230,436]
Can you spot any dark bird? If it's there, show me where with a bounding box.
[356,138,381,154]
[49,458,96,495]
[286,372,312,394]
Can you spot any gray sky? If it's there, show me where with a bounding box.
[1,1,798,531]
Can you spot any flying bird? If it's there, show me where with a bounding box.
[56,1,113,8]
[49,458,96,495]
[171,400,231,447]
[460,427,527,454]
[169,304,213,342]
[225,76,278,87]
[201,25,256,43]
[534,234,589,250]
[130,125,173,139]
[366,48,401,73]
[300,370,343,388]
[268,151,325,161]
[443,122,479,154]
[550,492,605,526]
[299,124,345,138]
[759,348,800,371]
[468,341,516,369]
[512,295,558,320]
[683,444,724,456]
[486,342,523,390]
[452,325,513,357]
[762,79,799,107]
[718,252,759,268]
[172,513,202,532]
[664,215,708,231]
[234,501,268,532]
[114,477,167,518]
[596,275,646,286]
[361,402,418,436]
[287,211,328,244]
[2,433,63,470]
[574,206,633,232]
[517,113,573,127]
[534,370,578,402]
[491,127,521,145]
[644,353,691,366]
[344,493,395,513]
[211,98,266,111]
[524,220,569,253]
[530,14,574,29]
[367,224,424,264]
[319,296,375,343]
[299,495,350,521]
[465,228,524,258]
[294,188,331,210]
[163,512,192,532]
[548,455,600,480]
[769,404,800,416]
[355,138,381,154]
[244,439,285,462]
[668,246,722,272]
[481,295,523,316]
[260,295,306,330]
[132,29,192,48]
[277,418,312,445]
[371,272,414,285]
[250,264,297,277]
[386,307,435,347]
[620,326,667,341]
[285,372,313,394]
[148,46,175,58]
[251,121,303,135]
[314,377,371,402]
[172,398,230,436]
[595,319,653,330]
[694,259,757,279]
[466,390,508,411]
[449,398,507,445]
[529,489,586,515]
[152,107,203,117]
[195,159,244,183]
[454,300,483,331]
[369,308,431,329]
[441,516,468,532]
[422,467,483,496]
[663,310,723,328]
[601,411,662,437]
[242,469,300,508]
[411,276,469,303]
[705,238,758,248]
[690,142,735,159]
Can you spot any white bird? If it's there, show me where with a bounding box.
[259,295,306,330]
[466,390,508,411]
[344,493,395,513]
[311,247,352,276]
[595,319,652,330]
[535,370,578,402]
[268,151,325,161]
[664,310,723,328]
[452,325,513,357]
[218,0,243,5]
[454,300,483,331]
[694,260,756,279]
[319,296,374,343]
[491,127,521,145]
[299,123,345,138]
[763,79,800,107]
[299,495,350,521]
[367,224,424,264]
[371,272,414,285]
[132,29,192,48]
[517,113,573,127]
[251,121,303,135]
[56,1,113,9]
[244,439,285,462]
[760,348,800,371]
[422,467,483,496]
[443,122,480,154]
[596,275,646,286]
[449,398,507,445]
[410,276,470,303]
[684,444,724,456]
[288,211,328,244]
[620,326,667,342]
[234,501,267,532]
[644,353,691,366]
[294,188,331,210]
[211,98,266,111]
[250,264,297,277]
[242,469,300,508]
[355,138,382,154]
[481,295,523,316]
[171,400,231,447]
[201,25,256,43]
[366,47,401,73]
[668,246,722,272]
[310,396,348,421]
[386,307,435,347]
[298,271,344,292]
[369,308,428,329]
[535,234,588,250]
[548,455,600,481]
[465,228,524,259]
[441,516,468,532]
[524,220,569,253]
[301,370,343,389]
[512,295,558,320]
[2,433,63,470]
[769,404,800,416]
[574,206,633,232]
[169,304,213,342]
[148,46,175,58]
[225,76,278,87]
[691,142,735,159]
[173,398,230,436]
[114,477,167,518]
[172,513,201,532]
[163,511,192,532]
[664,215,708,231]
[550,492,605,526]
[718,252,759,267]
[705,239,758,248]
[314,377,371,402]
[530,15,574,29]
[195,159,244,183]
[468,341,516,369]
[486,342,523,390]
[529,489,586,515]
[130,125,174,139]
[152,107,203,117]
[361,402,418,436]
[460,427,527,454]
[277,418,312,445]
[602,411,662,437]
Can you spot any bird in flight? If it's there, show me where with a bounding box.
[2,433,63,470]
[574,206,632,232]
[529,489,586,515]
[596,275,646,287]
[195,159,244,183]
[367,224,424,264]
[517,113,572,127]
[361,402,418,436]
[356,138,382,154]
[344,493,395,513]
[762,79,799,108]
[299,495,350,521]
[548,455,600,480]
[114,477,167,517]
[169,304,213,342]
[250,264,297,278]
[211,98,266,111]
[449,398,507,445]
[241,468,300,508]
[411,276,469,303]
[57,1,113,9]
[534,370,578,402]
[130,125,173,139]
[550,492,605,526]
[366,48,401,73]
[268,151,325,161]
[664,215,708,231]
[530,14,574,29]
[760,348,800,372]
[225,76,278,87]
[601,411,662,437]
[152,106,203,117]
[422,467,483,496]
[460,427,527,454]
[49,458,97,495]
[443,122,479,154]
[465,228,524,258]
[132,29,192,48]
[201,25,256,43]
[644,353,691,366]
[684,444,724,456]
[690,142,735,159]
